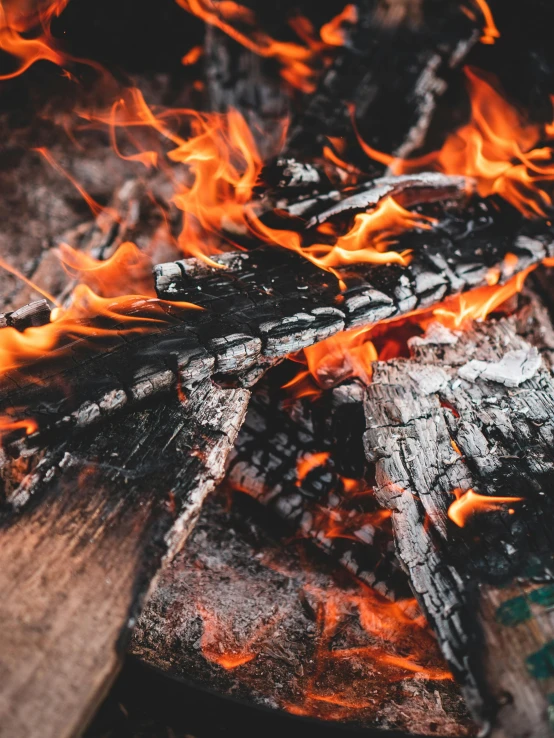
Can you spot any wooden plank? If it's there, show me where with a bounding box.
[0,379,250,738]
[363,316,554,737]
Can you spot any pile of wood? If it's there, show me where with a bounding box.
[1,2,554,738]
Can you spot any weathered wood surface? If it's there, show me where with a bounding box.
[363,316,554,737]
[227,376,411,603]
[0,380,249,738]
[259,171,469,222]
[286,0,479,164]
[130,489,476,736]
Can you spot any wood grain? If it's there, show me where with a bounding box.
[0,380,249,738]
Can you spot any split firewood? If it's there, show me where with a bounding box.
[130,489,477,737]
[0,379,249,738]
[1,190,552,462]
[363,315,554,737]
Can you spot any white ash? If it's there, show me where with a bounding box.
[409,322,459,347]
[458,346,542,388]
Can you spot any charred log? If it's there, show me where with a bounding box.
[130,489,475,735]
[363,316,554,736]
[1,193,551,460]
[286,0,480,164]
[0,379,249,738]
[204,26,289,159]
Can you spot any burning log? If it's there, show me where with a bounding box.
[363,314,554,736]
[130,488,475,735]
[286,0,481,163]
[1,188,551,462]
[0,380,249,738]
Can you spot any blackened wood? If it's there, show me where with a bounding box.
[0,299,51,330]
[363,317,554,737]
[155,198,554,335]
[204,26,289,159]
[227,377,411,604]
[1,197,552,458]
[266,171,470,223]
[286,0,479,164]
[130,491,475,736]
[0,380,249,738]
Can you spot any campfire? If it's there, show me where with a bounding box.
[1,0,554,736]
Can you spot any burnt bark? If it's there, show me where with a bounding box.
[0,380,249,738]
[286,0,480,164]
[1,192,551,461]
[363,316,554,737]
[129,489,475,736]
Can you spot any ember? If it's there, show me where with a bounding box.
[0,2,554,738]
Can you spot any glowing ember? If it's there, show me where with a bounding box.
[296,451,330,483]
[448,488,524,528]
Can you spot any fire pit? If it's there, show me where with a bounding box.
[1,1,554,737]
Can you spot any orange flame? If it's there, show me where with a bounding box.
[474,0,500,45]
[0,284,201,376]
[358,68,554,217]
[320,4,357,46]
[296,451,330,483]
[431,264,533,329]
[181,44,203,65]
[176,0,318,93]
[0,0,68,80]
[0,415,38,441]
[177,1,357,93]
[56,241,156,298]
[75,89,435,272]
[448,488,524,527]
[301,326,378,390]
[250,195,421,273]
